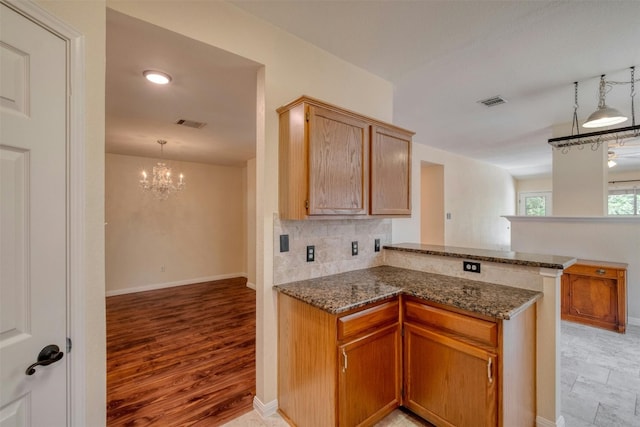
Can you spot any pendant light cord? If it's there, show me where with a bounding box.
[572,81,580,136]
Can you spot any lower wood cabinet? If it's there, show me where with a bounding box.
[561,260,627,333]
[278,293,400,427]
[339,323,400,426]
[278,293,536,427]
[403,297,536,427]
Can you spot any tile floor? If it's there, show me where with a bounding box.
[561,321,640,427]
[223,321,640,427]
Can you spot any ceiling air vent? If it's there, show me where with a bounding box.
[175,118,207,129]
[478,96,507,107]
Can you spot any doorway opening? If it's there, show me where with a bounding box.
[420,162,445,245]
[104,9,260,425]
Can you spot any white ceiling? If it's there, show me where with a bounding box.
[106,9,260,166]
[107,2,640,178]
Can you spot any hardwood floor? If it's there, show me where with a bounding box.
[106,277,256,426]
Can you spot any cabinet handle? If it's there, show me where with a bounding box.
[487,357,493,384]
[596,269,606,275]
[342,349,348,373]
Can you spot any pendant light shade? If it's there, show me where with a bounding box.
[583,74,628,128]
[583,105,627,128]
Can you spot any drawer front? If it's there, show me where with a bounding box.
[404,300,497,347]
[338,299,399,341]
[565,264,624,280]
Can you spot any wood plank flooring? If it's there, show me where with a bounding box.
[107,277,255,426]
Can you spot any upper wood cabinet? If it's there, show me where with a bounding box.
[277,96,414,220]
[371,125,411,215]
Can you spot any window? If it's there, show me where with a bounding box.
[608,188,639,216]
[518,192,552,216]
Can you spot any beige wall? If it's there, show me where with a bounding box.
[552,133,608,216]
[516,177,552,193]
[246,158,257,288]
[105,153,246,294]
[106,0,394,409]
[394,143,516,251]
[420,163,445,245]
[33,1,106,426]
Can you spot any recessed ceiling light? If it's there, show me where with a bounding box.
[143,70,172,85]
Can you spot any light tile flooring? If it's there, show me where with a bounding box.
[221,408,429,427]
[561,321,640,427]
[223,321,640,427]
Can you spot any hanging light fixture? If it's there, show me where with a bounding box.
[139,140,185,200]
[549,66,639,150]
[583,74,628,128]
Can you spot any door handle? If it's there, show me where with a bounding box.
[25,344,64,375]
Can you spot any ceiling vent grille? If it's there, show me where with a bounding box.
[478,96,507,107]
[175,118,207,129]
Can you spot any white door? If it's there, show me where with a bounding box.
[1,3,68,426]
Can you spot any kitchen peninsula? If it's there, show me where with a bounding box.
[275,244,575,427]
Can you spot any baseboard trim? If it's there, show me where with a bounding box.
[628,316,640,326]
[246,282,256,290]
[536,415,565,427]
[253,396,278,418]
[105,273,247,296]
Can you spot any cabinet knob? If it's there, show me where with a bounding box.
[487,357,493,384]
[342,349,348,373]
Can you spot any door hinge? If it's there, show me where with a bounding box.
[305,200,309,210]
[305,112,310,122]
[66,337,72,353]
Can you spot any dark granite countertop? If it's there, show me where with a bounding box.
[274,266,542,320]
[384,243,576,269]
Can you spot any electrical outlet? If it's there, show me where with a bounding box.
[306,245,315,262]
[280,234,289,252]
[351,241,358,256]
[374,239,381,252]
[463,261,481,273]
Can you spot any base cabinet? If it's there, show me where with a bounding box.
[339,324,400,426]
[278,293,536,427]
[402,297,536,427]
[278,294,400,427]
[404,324,497,427]
[561,260,627,333]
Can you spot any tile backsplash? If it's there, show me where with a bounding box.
[273,217,392,285]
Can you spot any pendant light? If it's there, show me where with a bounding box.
[583,75,628,128]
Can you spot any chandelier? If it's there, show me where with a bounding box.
[139,140,185,200]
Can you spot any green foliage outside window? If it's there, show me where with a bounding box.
[608,191,639,216]
[525,196,546,216]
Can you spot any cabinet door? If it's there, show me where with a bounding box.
[564,274,618,324]
[338,324,400,427]
[404,323,497,427]
[370,125,411,215]
[308,105,369,215]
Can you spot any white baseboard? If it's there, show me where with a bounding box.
[628,316,640,326]
[105,272,247,296]
[253,396,278,418]
[246,282,256,290]
[536,415,565,427]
